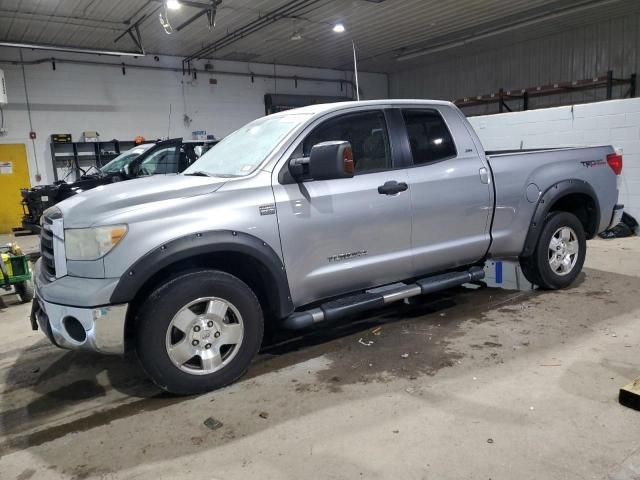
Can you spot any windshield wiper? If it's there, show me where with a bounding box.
[184,171,242,178]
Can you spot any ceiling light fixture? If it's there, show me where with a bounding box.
[166,0,181,10]
[159,11,174,34]
[206,4,218,30]
[332,23,345,33]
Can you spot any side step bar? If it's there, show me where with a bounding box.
[282,266,485,331]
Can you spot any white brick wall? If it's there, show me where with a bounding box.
[468,98,640,219]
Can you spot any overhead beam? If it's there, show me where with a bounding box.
[175,1,222,31]
[176,9,209,31]
[0,9,124,30]
[183,0,324,63]
[0,41,144,57]
[151,0,216,8]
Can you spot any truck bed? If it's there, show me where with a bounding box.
[485,145,619,258]
[484,147,566,156]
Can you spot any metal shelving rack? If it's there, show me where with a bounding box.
[455,70,637,115]
[50,139,137,181]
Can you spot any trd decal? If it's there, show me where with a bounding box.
[581,160,606,168]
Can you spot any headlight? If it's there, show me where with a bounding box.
[65,225,128,261]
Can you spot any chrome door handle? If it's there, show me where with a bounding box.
[378,181,408,195]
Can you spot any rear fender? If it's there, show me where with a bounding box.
[521,179,599,257]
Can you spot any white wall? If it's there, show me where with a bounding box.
[0,48,388,185]
[468,97,640,219]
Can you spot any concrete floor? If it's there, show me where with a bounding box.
[0,238,639,479]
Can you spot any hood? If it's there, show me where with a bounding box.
[58,174,226,227]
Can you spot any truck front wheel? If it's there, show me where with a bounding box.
[520,211,586,289]
[135,269,264,395]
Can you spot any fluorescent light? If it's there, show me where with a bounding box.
[166,0,181,10]
[396,0,623,62]
[333,23,345,33]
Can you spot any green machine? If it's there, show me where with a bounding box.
[1,243,34,304]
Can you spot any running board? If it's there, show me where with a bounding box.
[282,266,485,331]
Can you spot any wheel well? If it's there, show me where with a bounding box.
[548,193,598,239]
[123,252,283,352]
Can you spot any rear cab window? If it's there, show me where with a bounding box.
[402,110,457,165]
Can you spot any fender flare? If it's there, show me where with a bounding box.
[109,230,294,319]
[521,179,600,257]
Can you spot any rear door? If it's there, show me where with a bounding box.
[399,107,493,275]
[272,109,413,307]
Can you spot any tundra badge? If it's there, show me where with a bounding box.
[328,250,368,262]
[259,204,276,216]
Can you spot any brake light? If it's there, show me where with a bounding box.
[607,153,623,175]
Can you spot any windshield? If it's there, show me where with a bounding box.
[183,114,310,177]
[100,144,153,173]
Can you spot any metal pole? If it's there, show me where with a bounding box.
[352,40,360,101]
[2,56,359,92]
[606,70,613,100]
[18,50,42,181]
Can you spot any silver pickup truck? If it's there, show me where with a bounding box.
[31,100,623,394]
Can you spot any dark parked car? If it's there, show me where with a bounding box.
[21,138,217,232]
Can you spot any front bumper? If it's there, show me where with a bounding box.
[31,293,127,355]
[31,261,128,355]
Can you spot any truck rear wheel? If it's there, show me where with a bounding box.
[520,211,586,289]
[135,269,263,395]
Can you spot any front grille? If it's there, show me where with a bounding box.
[40,212,60,280]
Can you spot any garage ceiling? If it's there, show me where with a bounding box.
[1,0,639,72]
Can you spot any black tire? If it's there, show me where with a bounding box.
[520,211,586,289]
[15,280,34,303]
[135,269,264,395]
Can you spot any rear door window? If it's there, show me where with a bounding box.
[402,110,456,165]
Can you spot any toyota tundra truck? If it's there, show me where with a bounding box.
[31,100,624,395]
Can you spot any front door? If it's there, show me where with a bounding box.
[400,107,493,275]
[133,140,181,176]
[272,109,413,307]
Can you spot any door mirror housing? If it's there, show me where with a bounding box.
[120,164,131,178]
[289,141,354,181]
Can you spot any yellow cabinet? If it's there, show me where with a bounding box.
[0,144,30,233]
